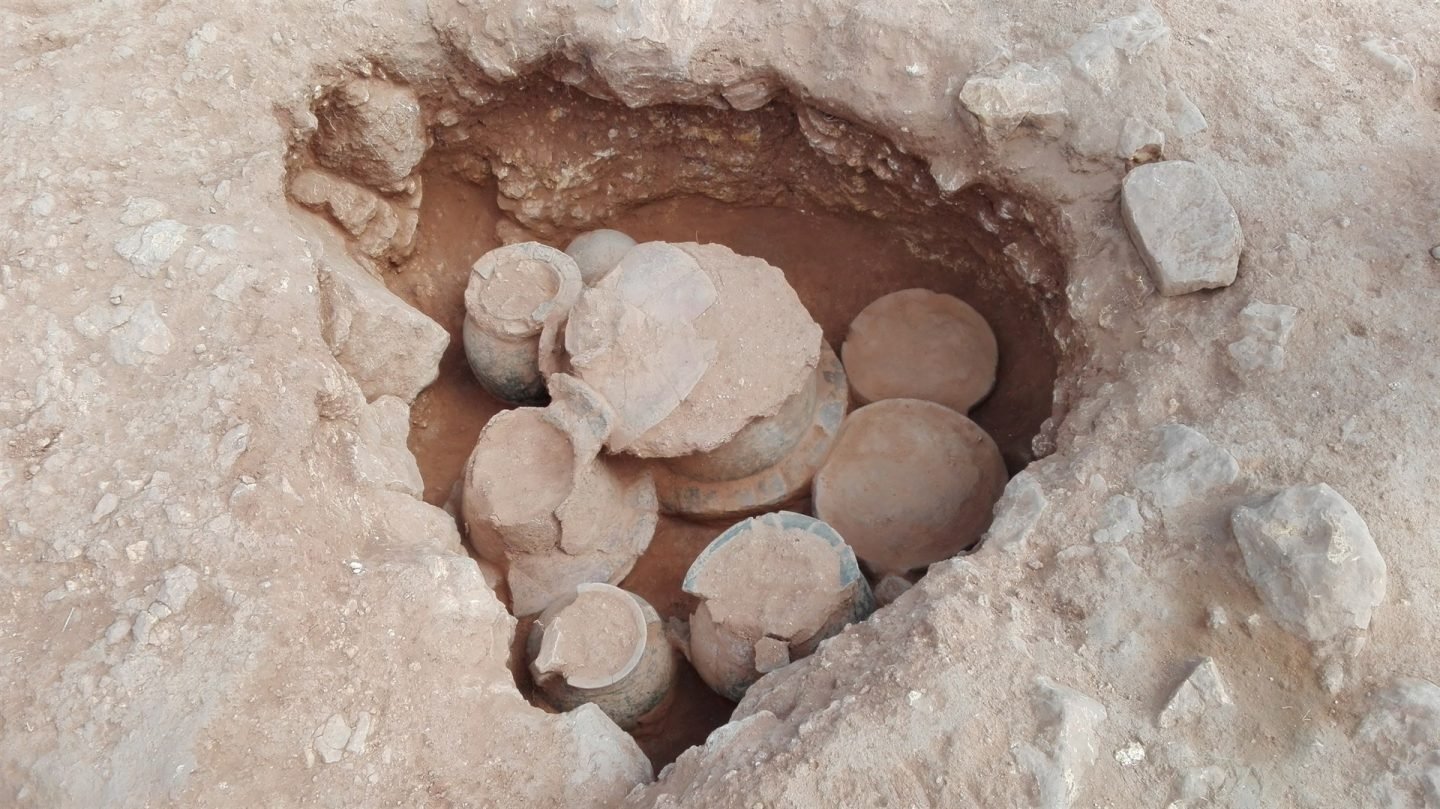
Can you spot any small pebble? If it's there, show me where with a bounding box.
[1429,245,1440,261]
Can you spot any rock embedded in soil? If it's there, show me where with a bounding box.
[1358,678,1440,802]
[1121,160,1243,296]
[1132,424,1239,518]
[958,62,1067,139]
[682,511,874,701]
[565,228,637,285]
[1158,658,1233,728]
[463,242,583,405]
[317,252,448,403]
[527,583,677,730]
[814,399,1007,576]
[312,78,429,190]
[1227,301,1298,373]
[841,288,998,414]
[1230,483,1387,644]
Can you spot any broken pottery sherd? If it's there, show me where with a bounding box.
[652,343,848,521]
[813,399,1007,577]
[462,242,583,405]
[527,583,677,730]
[461,374,656,617]
[682,511,874,701]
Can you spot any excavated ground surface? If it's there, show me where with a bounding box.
[3,1,1439,807]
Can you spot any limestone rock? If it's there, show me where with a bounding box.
[1014,677,1108,809]
[989,471,1049,553]
[313,713,352,764]
[1068,6,1170,91]
[1159,658,1233,728]
[313,78,428,190]
[290,168,421,261]
[1133,424,1238,517]
[352,396,425,498]
[1121,160,1243,296]
[1092,494,1142,544]
[1227,301,1298,373]
[1230,484,1387,644]
[958,62,1067,139]
[1358,678,1440,805]
[1117,116,1164,163]
[318,258,448,403]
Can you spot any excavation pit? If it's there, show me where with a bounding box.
[290,76,1073,771]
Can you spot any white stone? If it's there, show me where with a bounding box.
[1358,678,1440,804]
[353,397,425,498]
[1159,658,1233,728]
[1121,161,1243,296]
[958,62,1067,139]
[1227,301,1298,373]
[345,711,373,755]
[216,423,251,470]
[109,300,174,365]
[1114,741,1146,766]
[1093,494,1142,544]
[1361,39,1416,84]
[91,492,119,524]
[988,471,1048,553]
[1168,87,1209,136]
[1117,117,1164,162]
[157,565,199,613]
[1133,425,1238,516]
[1230,483,1386,644]
[1014,677,1108,809]
[119,197,168,226]
[114,219,188,276]
[1068,7,1170,91]
[314,714,352,764]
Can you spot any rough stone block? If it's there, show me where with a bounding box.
[1121,160,1243,296]
[1230,483,1387,643]
[318,259,448,403]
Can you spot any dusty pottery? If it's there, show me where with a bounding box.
[565,228,637,285]
[813,398,1007,577]
[527,583,678,730]
[652,343,848,520]
[553,241,823,458]
[463,242,583,405]
[841,288,999,414]
[681,511,874,701]
[461,374,657,616]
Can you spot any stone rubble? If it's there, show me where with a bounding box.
[1230,483,1387,644]
[1133,424,1240,518]
[1158,657,1233,728]
[1121,160,1244,296]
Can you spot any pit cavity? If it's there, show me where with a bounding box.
[288,75,1073,769]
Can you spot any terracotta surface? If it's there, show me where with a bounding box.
[813,399,1008,576]
[842,288,999,414]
